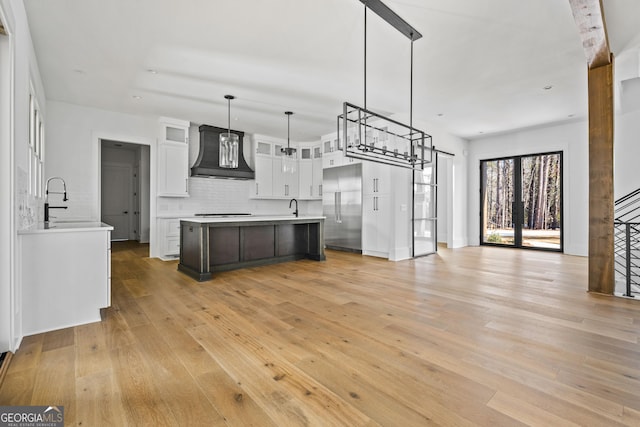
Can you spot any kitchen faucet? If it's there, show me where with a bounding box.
[289,198,298,217]
[44,177,68,222]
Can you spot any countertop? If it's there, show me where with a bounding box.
[18,221,114,234]
[181,215,325,224]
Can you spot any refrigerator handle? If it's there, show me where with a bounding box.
[335,191,342,223]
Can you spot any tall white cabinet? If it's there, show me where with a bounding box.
[362,162,392,258]
[297,143,323,200]
[157,117,190,197]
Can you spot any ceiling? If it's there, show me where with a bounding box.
[22,0,640,141]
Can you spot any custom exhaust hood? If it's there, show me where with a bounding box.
[191,125,255,179]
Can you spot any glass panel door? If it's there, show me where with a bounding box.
[481,152,562,251]
[413,159,437,256]
[481,158,515,246]
[521,153,562,250]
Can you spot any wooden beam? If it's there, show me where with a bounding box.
[568,0,611,68]
[587,59,614,294]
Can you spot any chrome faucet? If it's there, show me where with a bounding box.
[44,177,68,222]
[289,198,298,217]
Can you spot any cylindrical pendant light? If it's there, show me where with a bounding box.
[219,95,239,168]
[281,111,297,173]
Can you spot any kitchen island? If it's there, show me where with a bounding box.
[178,215,325,281]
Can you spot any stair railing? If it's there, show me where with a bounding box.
[614,188,640,297]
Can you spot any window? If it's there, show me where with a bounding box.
[28,90,44,198]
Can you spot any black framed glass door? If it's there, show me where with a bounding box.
[481,152,562,251]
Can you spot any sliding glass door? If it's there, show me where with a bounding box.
[481,152,562,251]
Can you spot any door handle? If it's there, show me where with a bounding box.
[123,211,129,214]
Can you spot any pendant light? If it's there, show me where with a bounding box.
[337,0,432,170]
[219,95,239,168]
[281,111,297,173]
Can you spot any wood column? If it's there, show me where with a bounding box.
[587,58,614,294]
[568,0,614,294]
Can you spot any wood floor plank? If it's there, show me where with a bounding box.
[75,370,127,427]
[195,366,279,427]
[128,323,228,426]
[109,343,179,426]
[30,346,77,425]
[74,321,111,378]
[487,391,583,427]
[189,306,378,426]
[2,242,640,426]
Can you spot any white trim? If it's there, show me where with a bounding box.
[0,0,19,352]
[93,131,157,255]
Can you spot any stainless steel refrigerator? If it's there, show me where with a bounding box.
[323,163,362,252]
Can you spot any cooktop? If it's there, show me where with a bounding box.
[194,213,252,217]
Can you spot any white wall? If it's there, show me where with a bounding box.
[406,117,470,249]
[1,0,47,352]
[45,101,156,220]
[467,120,589,256]
[431,124,469,249]
[614,109,640,198]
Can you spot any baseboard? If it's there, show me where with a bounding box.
[0,351,14,389]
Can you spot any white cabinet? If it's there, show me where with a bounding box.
[298,146,314,199]
[253,141,274,198]
[312,146,323,198]
[362,162,392,258]
[251,137,299,199]
[322,134,359,169]
[158,117,190,197]
[157,218,182,260]
[363,193,390,257]
[273,143,299,198]
[20,225,113,335]
[298,144,322,200]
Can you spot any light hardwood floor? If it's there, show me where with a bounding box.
[2,242,640,426]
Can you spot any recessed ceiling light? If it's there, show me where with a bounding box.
[147,69,158,74]
[437,113,444,117]
[132,95,142,100]
[479,131,484,134]
[73,69,86,74]
[543,85,553,90]
[568,114,575,118]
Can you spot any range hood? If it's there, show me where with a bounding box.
[191,125,255,179]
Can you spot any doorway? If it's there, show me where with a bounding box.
[480,151,562,251]
[101,140,150,243]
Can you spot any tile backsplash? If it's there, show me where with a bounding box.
[16,167,37,230]
[156,177,321,216]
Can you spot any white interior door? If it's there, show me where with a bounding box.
[102,163,132,240]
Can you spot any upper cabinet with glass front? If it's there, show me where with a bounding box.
[157,117,190,197]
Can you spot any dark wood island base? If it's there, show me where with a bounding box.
[178,216,325,281]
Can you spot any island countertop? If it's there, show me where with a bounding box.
[180,215,325,224]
